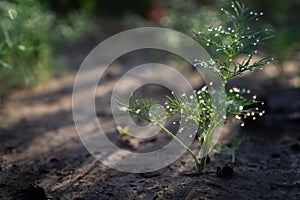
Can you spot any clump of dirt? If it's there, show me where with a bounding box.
[216,163,234,178]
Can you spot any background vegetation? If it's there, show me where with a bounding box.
[0,0,299,100]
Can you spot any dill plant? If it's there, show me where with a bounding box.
[117,1,273,175]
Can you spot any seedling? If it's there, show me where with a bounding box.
[116,125,132,145]
[214,135,250,163]
[117,1,273,175]
[116,125,131,137]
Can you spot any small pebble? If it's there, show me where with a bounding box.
[216,164,234,178]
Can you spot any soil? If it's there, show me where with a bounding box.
[0,23,300,199]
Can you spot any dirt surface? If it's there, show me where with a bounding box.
[0,40,300,199]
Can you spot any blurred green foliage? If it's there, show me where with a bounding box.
[0,0,93,98]
[161,0,221,35]
[251,0,300,59]
[40,0,154,18]
[93,0,154,17]
[0,0,298,99]
[161,0,300,61]
[0,0,55,94]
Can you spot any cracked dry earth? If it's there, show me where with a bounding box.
[0,63,300,200]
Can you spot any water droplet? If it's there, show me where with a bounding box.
[260,12,263,16]
[241,122,245,127]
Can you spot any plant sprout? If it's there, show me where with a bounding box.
[116,125,131,137]
[214,135,250,163]
[117,1,273,175]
